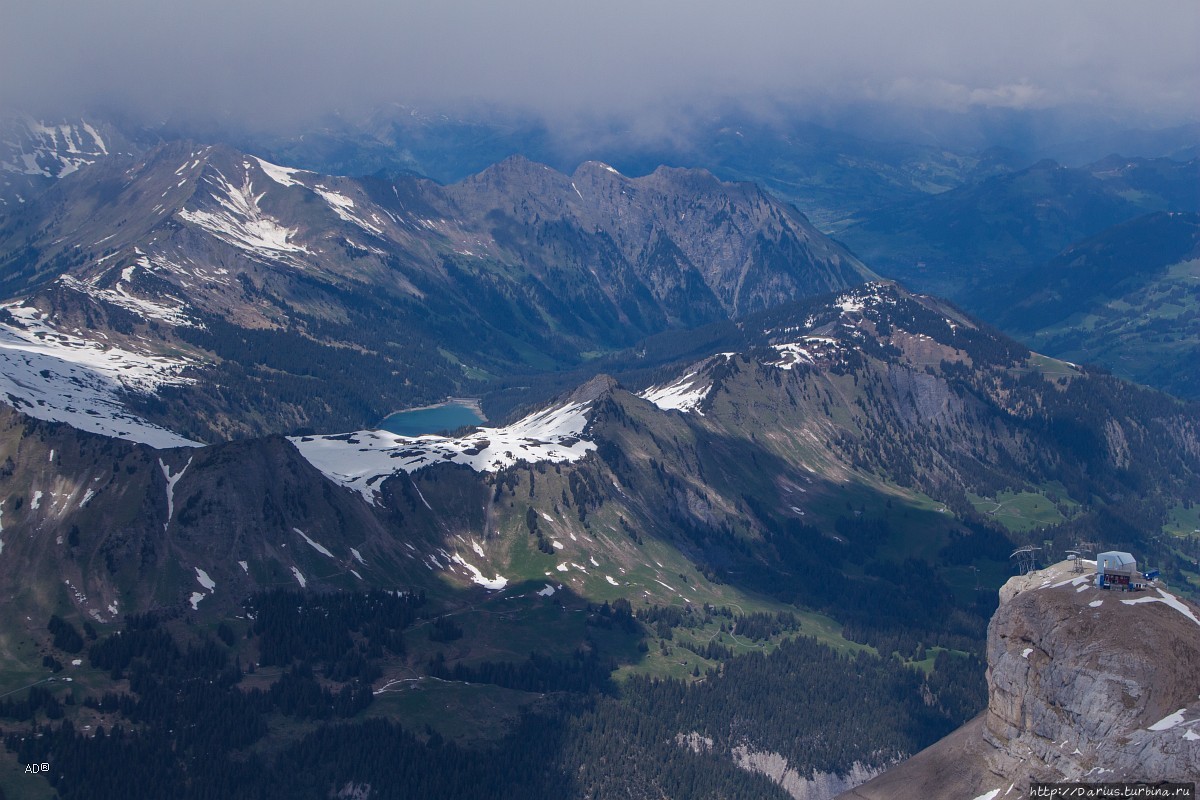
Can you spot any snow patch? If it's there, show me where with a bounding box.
[449,554,507,590]
[1021,648,1033,659]
[31,490,42,510]
[238,560,249,573]
[58,272,196,328]
[1149,709,1188,731]
[194,567,215,591]
[291,400,596,505]
[290,567,307,588]
[1122,589,1200,627]
[0,304,199,448]
[640,370,709,414]
[1051,574,1092,589]
[252,156,309,188]
[189,592,206,610]
[350,548,366,565]
[314,185,384,235]
[410,479,432,510]
[972,791,1001,800]
[537,584,556,597]
[293,527,335,558]
[1089,599,1103,608]
[178,169,309,260]
[160,458,191,530]
[606,575,619,586]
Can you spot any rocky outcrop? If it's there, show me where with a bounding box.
[839,560,1200,799]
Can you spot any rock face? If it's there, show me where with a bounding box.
[0,145,873,439]
[839,560,1200,799]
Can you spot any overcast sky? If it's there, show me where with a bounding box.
[3,0,1197,128]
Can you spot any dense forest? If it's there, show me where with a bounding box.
[2,589,985,799]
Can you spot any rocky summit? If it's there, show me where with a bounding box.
[840,559,1200,799]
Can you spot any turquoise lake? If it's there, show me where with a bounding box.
[379,401,486,436]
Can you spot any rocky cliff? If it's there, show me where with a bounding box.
[840,560,1200,799]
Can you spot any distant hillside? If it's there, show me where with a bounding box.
[996,212,1200,398]
[837,156,1200,305]
[229,107,1023,231]
[0,114,144,208]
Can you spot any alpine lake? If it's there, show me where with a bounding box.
[379,400,486,436]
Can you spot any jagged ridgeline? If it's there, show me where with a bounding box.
[0,142,871,441]
[3,275,1199,797]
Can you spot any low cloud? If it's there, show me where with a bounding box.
[1,0,1196,129]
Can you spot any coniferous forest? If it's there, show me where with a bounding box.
[1,590,985,799]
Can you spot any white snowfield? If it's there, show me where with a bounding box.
[252,156,310,188]
[294,527,335,559]
[1121,588,1200,627]
[178,167,309,260]
[769,337,843,370]
[254,156,387,238]
[449,554,508,591]
[58,272,196,328]
[1148,709,1189,732]
[0,304,200,448]
[290,400,596,505]
[2,118,109,179]
[194,567,215,591]
[640,370,710,414]
[313,185,386,236]
[835,283,899,316]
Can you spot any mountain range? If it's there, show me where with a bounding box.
[2,273,1199,796]
[0,141,870,441]
[1,117,1199,798]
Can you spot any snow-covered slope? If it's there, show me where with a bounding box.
[640,369,713,414]
[177,167,312,261]
[0,304,200,448]
[0,117,110,180]
[0,115,122,207]
[290,400,596,504]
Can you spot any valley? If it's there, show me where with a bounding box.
[0,106,1197,798]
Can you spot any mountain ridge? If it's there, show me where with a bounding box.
[0,143,873,441]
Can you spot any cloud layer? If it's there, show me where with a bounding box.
[3,0,1197,126]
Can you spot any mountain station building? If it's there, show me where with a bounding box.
[1096,551,1143,591]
